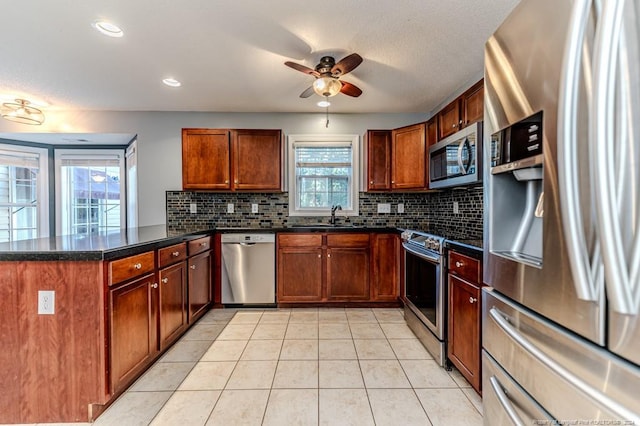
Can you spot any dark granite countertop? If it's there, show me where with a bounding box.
[0,225,211,261]
[444,238,484,258]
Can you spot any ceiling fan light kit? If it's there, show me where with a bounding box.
[1,99,45,125]
[312,76,342,97]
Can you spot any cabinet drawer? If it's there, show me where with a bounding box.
[278,234,322,247]
[326,233,370,247]
[158,242,187,268]
[109,251,155,285]
[448,251,481,283]
[188,236,211,255]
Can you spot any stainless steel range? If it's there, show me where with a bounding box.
[401,229,447,366]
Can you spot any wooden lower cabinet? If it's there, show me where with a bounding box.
[278,246,323,301]
[277,232,398,303]
[109,273,158,394]
[371,233,400,301]
[158,261,187,350]
[188,250,212,322]
[447,249,482,393]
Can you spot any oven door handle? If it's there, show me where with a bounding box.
[402,242,440,263]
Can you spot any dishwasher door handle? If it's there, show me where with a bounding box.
[239,242,256,246]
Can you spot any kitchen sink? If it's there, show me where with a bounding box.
[288,223,363,228]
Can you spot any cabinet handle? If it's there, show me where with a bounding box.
[200,242,208,247]
[172,251,180,257]
[133,263,142,269]
[190,265,196,270]
[455,261,464,268]
[151,283,158,289]
[161,278,168,284]
[469,297,477,304]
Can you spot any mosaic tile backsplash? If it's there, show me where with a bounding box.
[166,185,483,240]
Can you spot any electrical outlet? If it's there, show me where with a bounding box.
[251,203,259,213]
[38,290,55,315]
[397,203,405,214]
[453,201,459,214]
[377,203,391,214]
[227,203,234,214]
[189,203,197,214]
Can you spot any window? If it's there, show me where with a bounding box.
[0,145,49,242]
[55,150,125,235]
[288,134,359,216]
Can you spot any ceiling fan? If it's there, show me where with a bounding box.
[285,53,363,98]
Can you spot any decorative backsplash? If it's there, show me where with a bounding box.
[166,185,483,240]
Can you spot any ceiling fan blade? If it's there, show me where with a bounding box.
[331,53,363,76]
[339,81,363,97]
[299,86,315,98]
[285,61,320,77]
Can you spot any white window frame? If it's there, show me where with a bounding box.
[54,149,126,236]
[287,134,359,217]
[0,144,49,241]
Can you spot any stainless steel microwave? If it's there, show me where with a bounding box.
[429,121,483,189]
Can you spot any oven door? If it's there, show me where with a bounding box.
[402,243,444,340]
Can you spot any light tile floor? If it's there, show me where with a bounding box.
[23,308,483,426]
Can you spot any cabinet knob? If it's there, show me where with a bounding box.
[225,180,229,184]
[161,277,168,284]
[133,263,142,269]
[200,242,208,247]
[370,180,374,185]
[452,124,456,128]
[455,261,464,268]
[318,254,321,258]
[469,297,477,304]
[190,265,196,270]
[151,283,158,289]
[234,179,238,184]
[172,251,180,257]
[328,253,331,258]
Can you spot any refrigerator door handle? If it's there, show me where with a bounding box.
[488,376,526,426]
[593,0,635,314]
[557,0,602,302]
[488,307,637,420]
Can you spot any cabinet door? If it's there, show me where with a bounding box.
[182,129,231,190]
[233,129,282,190]
[158,262,187,350]
[277,247,323,302]
[109,273,158,394]
[462,80,484,128]
[391,123,426,190]
[326,247,370,300]
[371,233,399,301]
[448,274,481,391]
[438,100,461,140]
[188,251,212,322]
[366,130,391,190]
[426,117,438,147]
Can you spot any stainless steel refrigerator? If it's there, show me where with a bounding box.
[482,0,640,423]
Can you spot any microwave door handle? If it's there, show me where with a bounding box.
[593,0,634,314]
[456,138,467,175]
[463,137,473,173]
[557,0,601,302]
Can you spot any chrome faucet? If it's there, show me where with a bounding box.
[329,204,342,225]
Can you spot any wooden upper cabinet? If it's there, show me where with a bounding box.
[461,80,484,127]
[233,129,282,191]
[182,129,231,190]
[365,130,392,191]
[437,79,484,141]
[438,99,462,140]
[426,117,438,148]
[182,128,282,191]
[391,123,426,190]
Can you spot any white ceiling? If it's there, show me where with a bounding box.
[0,0,519,118]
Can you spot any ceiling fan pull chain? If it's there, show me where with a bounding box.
[325,96,330,128]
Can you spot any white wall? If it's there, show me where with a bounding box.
[0,110,427,226]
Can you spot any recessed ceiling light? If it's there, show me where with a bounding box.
[162,78,182,87]
[317,100,331,107]
[92,21,124,38]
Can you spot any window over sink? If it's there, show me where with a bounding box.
[287,134,359,217]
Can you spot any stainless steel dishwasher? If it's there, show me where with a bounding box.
[221,233,276,305]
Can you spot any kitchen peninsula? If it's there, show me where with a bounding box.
[0,225,213,424]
